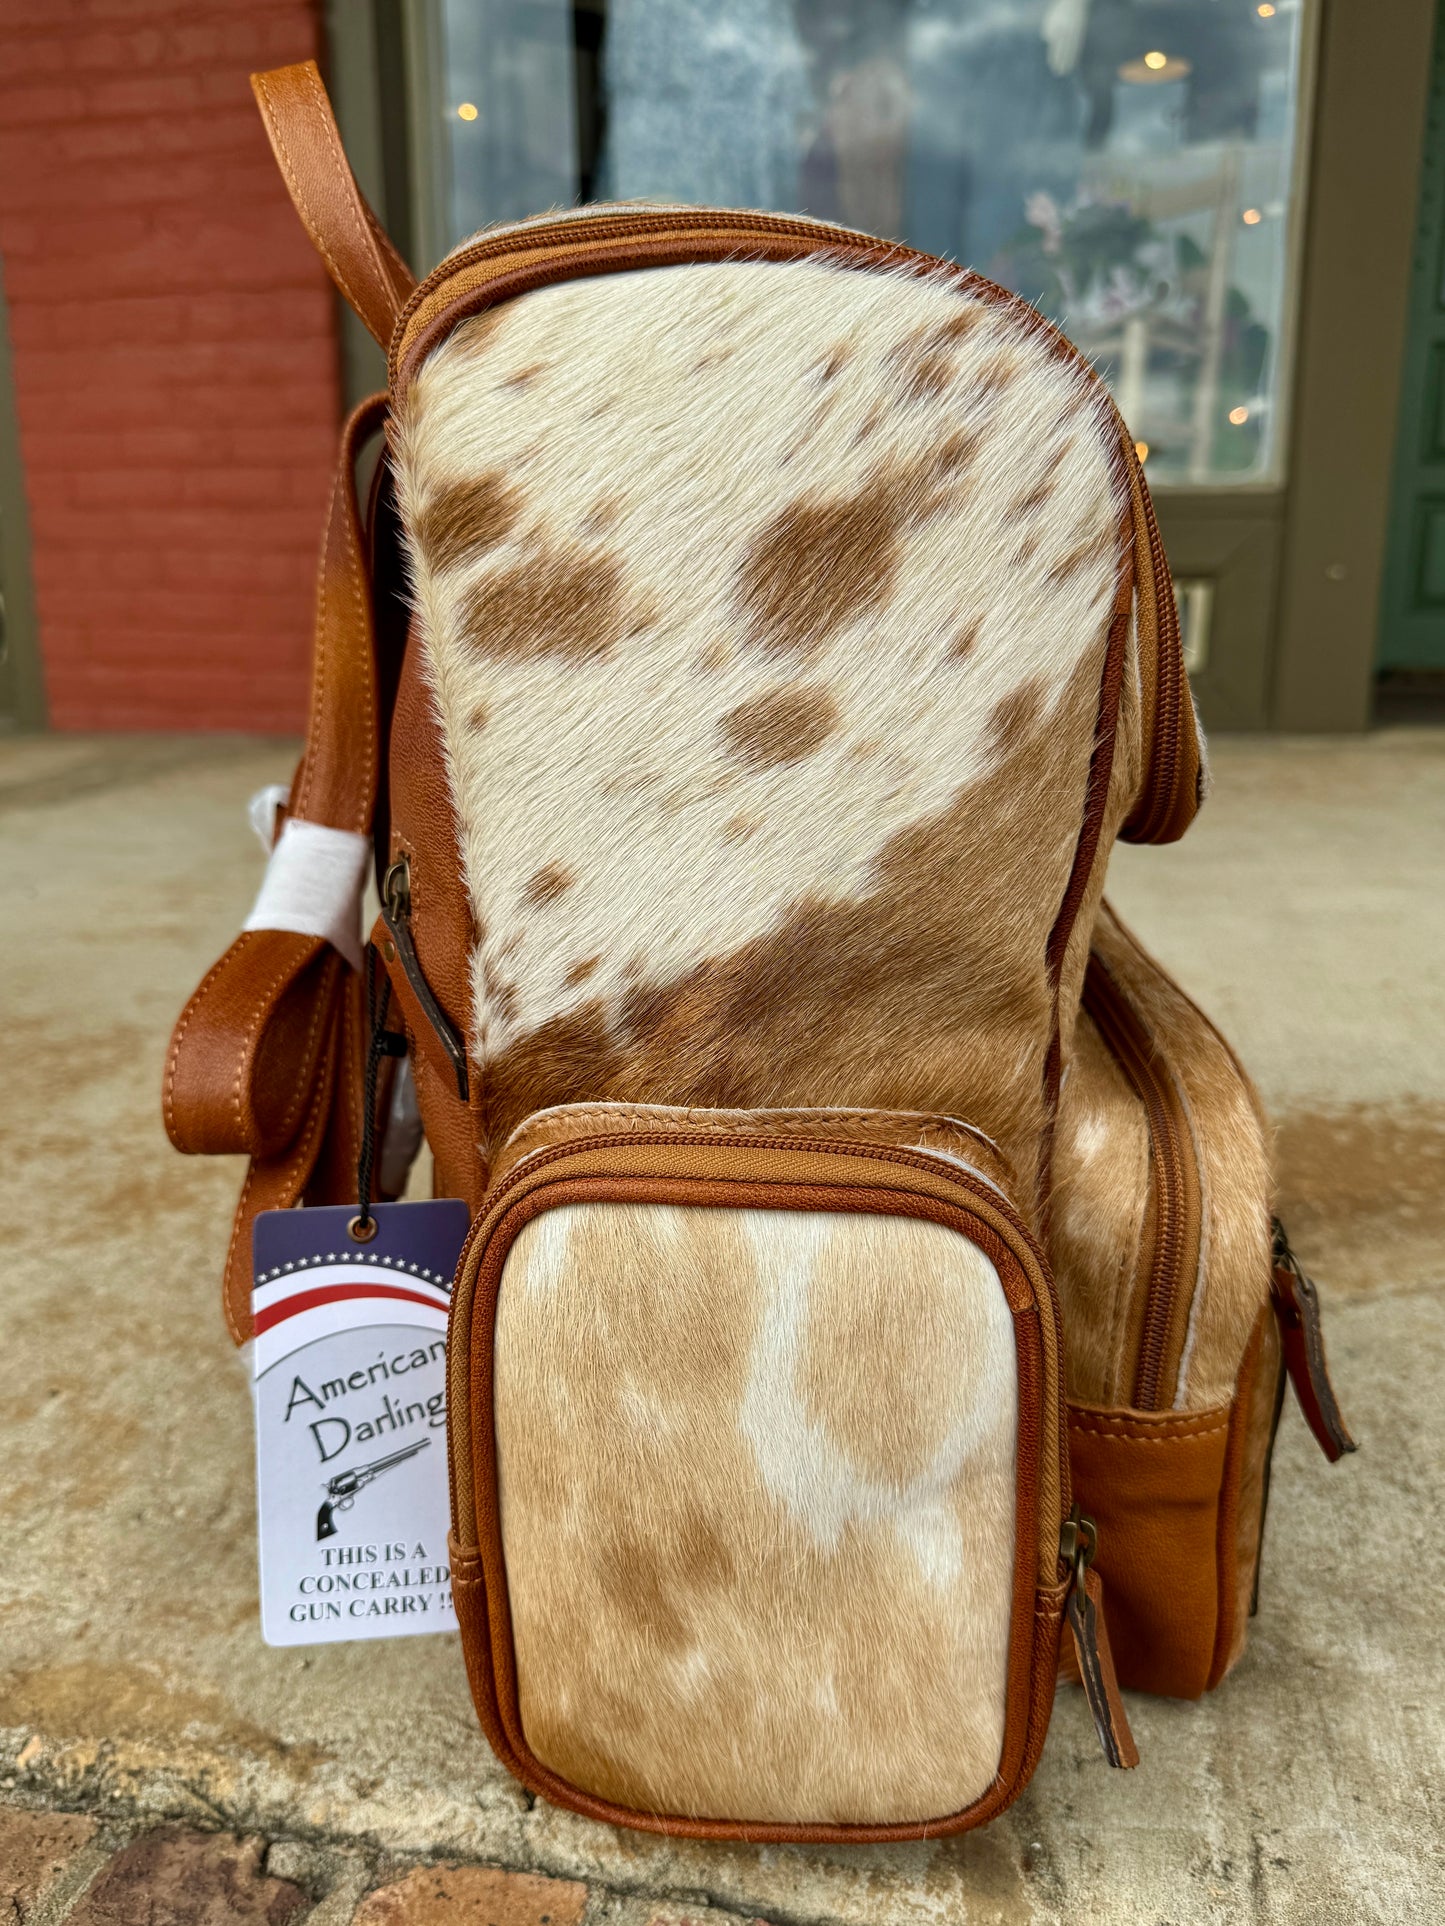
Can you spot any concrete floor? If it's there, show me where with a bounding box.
[1,730,1442,1925]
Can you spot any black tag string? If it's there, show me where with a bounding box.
[350,945,408,1242]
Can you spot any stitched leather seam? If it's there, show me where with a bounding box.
[295,458,339,823]
[301,63,400,337]
[1069,1416,1227,1443]
[230,948,317,1142]
[341,490,373,833]
[272,954,333,1143]
[254,71,383,340]
[223,1005,338,1344]
[163,932,256,1148]
[223,1155,264,1346]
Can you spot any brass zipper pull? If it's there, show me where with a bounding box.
[380,855,470,1102]
[1269,1218,1356,1463]
[1061,1509,1139,1770]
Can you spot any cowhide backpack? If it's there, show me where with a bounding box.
[164,61,1354,1843]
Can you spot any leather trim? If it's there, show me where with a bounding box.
[1066,1396,1231,1699]
[491,1101,1015,1193]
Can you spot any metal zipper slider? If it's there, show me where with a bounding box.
[380,855,471,1102]
[1061,1508,1139,1770]
[1269,1218,1356,1463]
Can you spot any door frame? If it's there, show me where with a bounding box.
[1270,0,1438,728]
[0,257,45,731]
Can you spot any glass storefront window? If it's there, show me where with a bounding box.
[432,0,1311,486]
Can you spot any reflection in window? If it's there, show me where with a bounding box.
[436,0,1309,485]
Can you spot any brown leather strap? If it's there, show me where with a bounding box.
[292,391,389,830]
[217,970,369,1343]
[250,60,415,347]
[166,395,390,1340]
[164,930,341,1159]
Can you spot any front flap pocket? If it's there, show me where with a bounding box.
[447,1104,1069,1839]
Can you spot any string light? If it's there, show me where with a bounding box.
[1134,440,1150,463]
[1242,207,1263,225]
[1257,4,1276,17]
[1229,407,1250,425]
[1144,49,1168,70]
[457,102,478,121]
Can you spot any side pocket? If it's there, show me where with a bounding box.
[1066,1399,1233,1698]
[1067,1301,1286,1699]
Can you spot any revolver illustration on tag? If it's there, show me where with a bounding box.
[316,1439,431,1540]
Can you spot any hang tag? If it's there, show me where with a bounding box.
[251,1199,470,1647]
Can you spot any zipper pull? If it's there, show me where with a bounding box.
[1061,1509,1139,1769]
[1269,1218,1356,1463]
[380,856,471,1102]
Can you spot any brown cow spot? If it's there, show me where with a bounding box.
[974,354,1018,399]
[1011,476,1055,518]
[986,677,1047,762]
[466,698,490,732]
[597,1536,687,1651]
[503,360,547,389]
[886,308,986,402]
[523,862,575,907]
[1048,525,1115,585]
[720,684,840,768]
[461,544,629,664]
[949,617,983,661]
[564,954,602,988]
[818,342,852,381]
[454,308,506,361]
[581,496,623,536]
[699,637,733,673]
[413,472,521,575]
[736,476,916,659]
[721,812,761,843]
[483,970,519,1027]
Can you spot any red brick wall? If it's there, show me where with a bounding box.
[0,0,340,732]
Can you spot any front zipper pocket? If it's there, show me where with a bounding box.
[445,1102,1105,1841]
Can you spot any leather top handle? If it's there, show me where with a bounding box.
[251,59,416,347]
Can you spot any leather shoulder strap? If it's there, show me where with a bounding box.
[165,395,393,1341]
[250,59,415,348]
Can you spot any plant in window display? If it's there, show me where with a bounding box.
[990,186,1270,479]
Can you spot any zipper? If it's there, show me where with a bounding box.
[1127,464,1188,843]
[380,855,470,1102]
[1081,955,1201,1409]
[449,1123,1069,1511]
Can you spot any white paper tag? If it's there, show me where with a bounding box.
[251,1201,469,1646]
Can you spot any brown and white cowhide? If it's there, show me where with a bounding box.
[493,1198,1019,1823]
[394,253,1145,1197]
